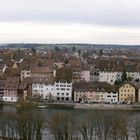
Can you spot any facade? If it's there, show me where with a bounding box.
[32,78,54,99]
[20,70,31,81]
[74,90,97,103]
[3,77,20,102]
[127,72,140,81]
[0,80,5,100]
[74,82,118,103]
[105,91,118,103]
[138,88,140,102]
[55,81,72,101]
[119,83,136,103]
[81,70,90,82]
[99,71,122,85]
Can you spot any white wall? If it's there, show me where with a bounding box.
[105,92,118,103]
[32,83,54,99]
[99,71,122,85]
[55,82,72,101]
[3,96,18,102]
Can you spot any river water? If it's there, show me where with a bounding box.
[0,105,140,140]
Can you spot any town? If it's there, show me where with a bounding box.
[0,44,140,107]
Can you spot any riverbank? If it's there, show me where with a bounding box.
[75,103,140,111]
[0,101,140,111]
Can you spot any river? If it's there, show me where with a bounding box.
[0,105,140,140]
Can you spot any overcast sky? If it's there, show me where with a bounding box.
[0,0,140,44]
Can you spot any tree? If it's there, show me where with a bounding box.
[121,69,127,82]
[114,79,122,85]
[54,46,60,52]
[99,49,103,56]
[32,47,37,55]
[72,46,76,52]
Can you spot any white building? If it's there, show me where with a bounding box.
[32,81,54,99]
[99,71,122,85]
[55,81,72,101]
[105,91,118,103]
[127,72,140,81]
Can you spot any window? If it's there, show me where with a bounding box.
[62,93,64,96]
[57,97,60,100]
[57,88,59,90]
[11,97,13,100]
[39,85,43,88]
[57,93,60,95]
[61,97,64,100]
[66,97,69,101]
[61,88,65,90]
[67,85,71,87]
[66,93,69,96]
[66,88,70,90]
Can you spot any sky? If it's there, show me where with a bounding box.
[0,0,140,44]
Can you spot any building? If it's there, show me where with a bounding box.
[73,82,118,104]
[118,82,136,103]
[20,69,30,81]
[30,66,53,79]
[18,82,28,101]
[99,71,122,85]
[0,80,5,100]
[3,77,20,102]
[55,81,72,101]
[32,78,55,99]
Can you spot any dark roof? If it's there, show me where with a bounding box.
[18,82,27,90]
[32,77,54,84]
[73,82,117,92]
[31,66,53,74]
[55,67,72,82]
